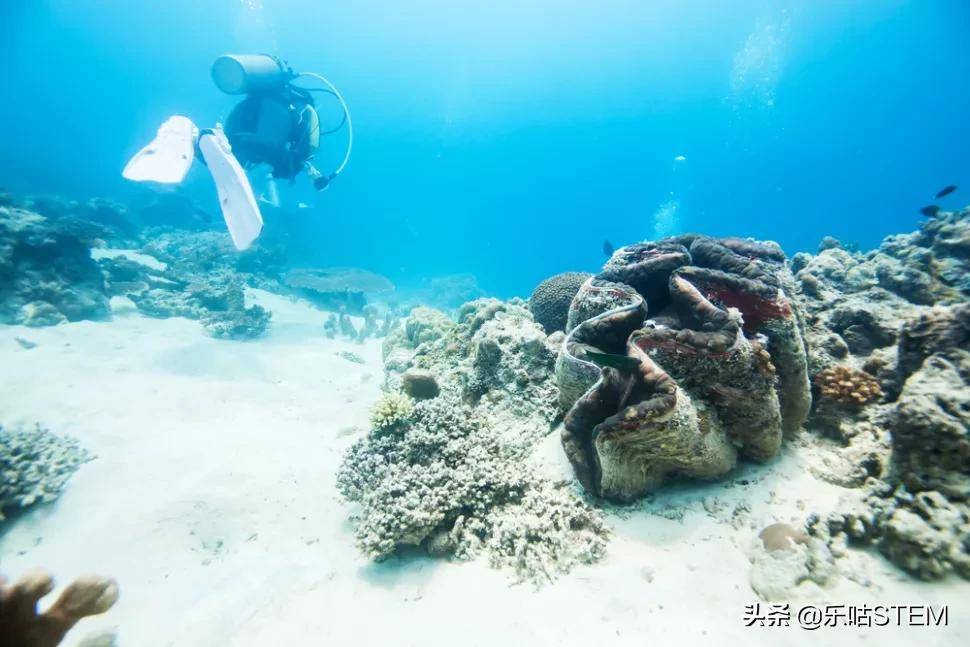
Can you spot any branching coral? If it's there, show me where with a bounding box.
[1,425,90,521]
[368,391,413,431]
[814,365,882,407]
[338,395,609,583]
[0,568,118,647]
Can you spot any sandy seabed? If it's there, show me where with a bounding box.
[1,291,967,646]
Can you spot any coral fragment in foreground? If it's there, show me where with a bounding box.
[0,569,118,647]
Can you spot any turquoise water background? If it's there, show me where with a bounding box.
[2,0,968,297]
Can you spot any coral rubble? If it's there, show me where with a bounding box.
[556,235,810,501]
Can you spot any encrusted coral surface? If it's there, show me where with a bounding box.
[383,298,560,438]
[798,208,970,581]
[556,234,810,501]
[100,247,273,341]
[343,299,608,582]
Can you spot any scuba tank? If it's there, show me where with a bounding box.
[212,54,353,187]
[211,54,295,95]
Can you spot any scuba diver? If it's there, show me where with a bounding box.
[123,54,353,250]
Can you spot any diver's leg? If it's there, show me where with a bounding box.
[254,168,281,207]
[197,128,264,251]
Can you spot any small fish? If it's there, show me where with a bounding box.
[935,185,957,199]
[920,205,941,218]
[602,240,615,257]
[585,350,641,372]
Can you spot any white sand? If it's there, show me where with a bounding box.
[1,293,967,646]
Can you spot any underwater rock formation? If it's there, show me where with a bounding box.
[99,249,272,341]
[0,568,119,647]
[797,208,970,581]
[749,523,836,601]
[341,298,606,582]
[140,229,285,290]
[383,298,560,438]
[556,235,811,501]
[528,271,592,334]
[0,425,90,522]
[337,394,608,583]
[0,207,110,326]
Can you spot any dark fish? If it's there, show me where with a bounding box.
[920,205,941,218]
[603,239,615,257]
[585,349,641,372]
[935,185,957,199]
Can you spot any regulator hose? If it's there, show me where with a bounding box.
[293,72,353,179]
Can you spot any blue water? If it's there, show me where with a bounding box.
[2,0,968,298]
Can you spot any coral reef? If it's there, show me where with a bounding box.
[0,568,118,647]
[1,425,91,522]
[528,271,592,334]
[0,207,110,326]
[383,299,559,438]
[556,235,810,501]
[797,208,970,581]
[338,395,608,583]
[342,297,606,582]
[99,251,272,341]
[284,267,394,314]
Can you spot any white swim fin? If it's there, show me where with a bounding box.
[123,115,198,184]
[198,128,264,251]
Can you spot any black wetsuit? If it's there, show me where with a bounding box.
[223,84,319,181]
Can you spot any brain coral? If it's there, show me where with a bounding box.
[556,235,811,502]
[529,272,592,334]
